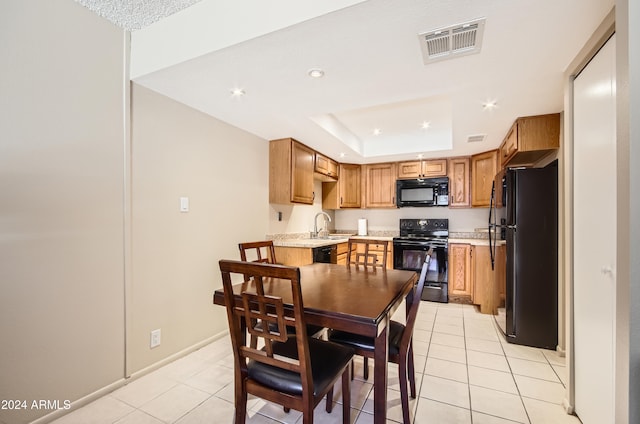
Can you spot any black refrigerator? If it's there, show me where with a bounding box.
[489,161,558,349]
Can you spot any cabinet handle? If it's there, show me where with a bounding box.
[340,196,343,206]
[312,191,316,201]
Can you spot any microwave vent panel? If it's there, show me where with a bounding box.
[418,18,486,64]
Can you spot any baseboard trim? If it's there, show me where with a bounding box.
[31,331,229,424]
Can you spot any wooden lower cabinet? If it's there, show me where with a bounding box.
[354,241,393,269]
[448,244,473,302]
[336,242,349,265]
[448,242,506,314]
[471,244,506,315]
[275,242,362,267]
[274,246,313,266]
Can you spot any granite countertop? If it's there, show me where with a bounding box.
[448,238,506,246]
[271,232,393,248]
[270,231,505,248]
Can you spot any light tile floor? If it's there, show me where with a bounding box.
[51,302,581,424]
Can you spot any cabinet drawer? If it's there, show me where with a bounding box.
[336,242,349,255]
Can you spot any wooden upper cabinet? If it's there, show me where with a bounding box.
[314,153,339,180]
[471,149,498,207]
[397,159,447,179]
[499,113,561,168]
[364,162,397,208]
[422,159,448,177]
[322,163,361,209]
[448,157,471,208]
[269,138,315,205]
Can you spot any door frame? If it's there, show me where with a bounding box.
[561,8,615,417]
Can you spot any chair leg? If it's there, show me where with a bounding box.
[326,387,334,413]
[350,358,355,380]
[363,357,369,380]
[407,343,417,398]
[341,367,351,424]
[302,408,314,424]
[398,356,411,424]
[234,382,248,424]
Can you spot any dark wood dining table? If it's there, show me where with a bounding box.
[212,262,418,424]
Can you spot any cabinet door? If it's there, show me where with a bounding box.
[365,163,396,208]
[291,142,315,204]
[339,164,362,208]
[471,150,498,207]
[397,161,421,179]
[315,153,338,179]
[448,157,470,208]
[422,159,447,177]
[500,122,518,168]
[471,245,499,315]
[336,242,349,265]
[448,244,472,299]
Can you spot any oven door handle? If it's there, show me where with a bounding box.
[394,240,447,247]
[394,240,439,247]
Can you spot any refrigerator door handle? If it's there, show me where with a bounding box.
[488,181,496,270]
[507,230,517,338]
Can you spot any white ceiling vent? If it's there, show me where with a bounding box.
[467,134,486,143]
[418,18,486,64]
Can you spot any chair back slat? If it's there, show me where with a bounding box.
[347,238,389,268]
[219,259,312,390]
[239,241,277,264]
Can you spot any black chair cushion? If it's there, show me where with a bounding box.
[328,320,406,356]
[248,336,353,396]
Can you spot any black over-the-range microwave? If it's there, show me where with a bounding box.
[396,177,449,207]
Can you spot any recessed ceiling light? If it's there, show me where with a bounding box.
[373,128,382,136]
[421,121,431,129]
[308,68,325,78]
[230,88,245,97]
[482,100,497,110]
[339,152,346,158]
[417,154,424,159]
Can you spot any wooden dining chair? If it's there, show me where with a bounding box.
[219,260,354,424]
[328,256,430,424]
[346,238,389,269]
[239,240,324,346]
[238,240,277,264]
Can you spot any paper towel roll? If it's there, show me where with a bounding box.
[357,219,368,236]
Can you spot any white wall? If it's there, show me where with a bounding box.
[0,1,127,423]
[268,180,336,235]
[129,84,269,373]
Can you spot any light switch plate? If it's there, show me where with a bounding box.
[180,197,189,212]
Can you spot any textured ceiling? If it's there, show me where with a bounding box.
[76,0,614,164]
[74,0,202,30]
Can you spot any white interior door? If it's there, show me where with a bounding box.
[573,34,616,424]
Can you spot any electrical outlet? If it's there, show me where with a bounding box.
[150,329,161,348]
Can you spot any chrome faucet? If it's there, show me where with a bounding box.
[312,212,332,239]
